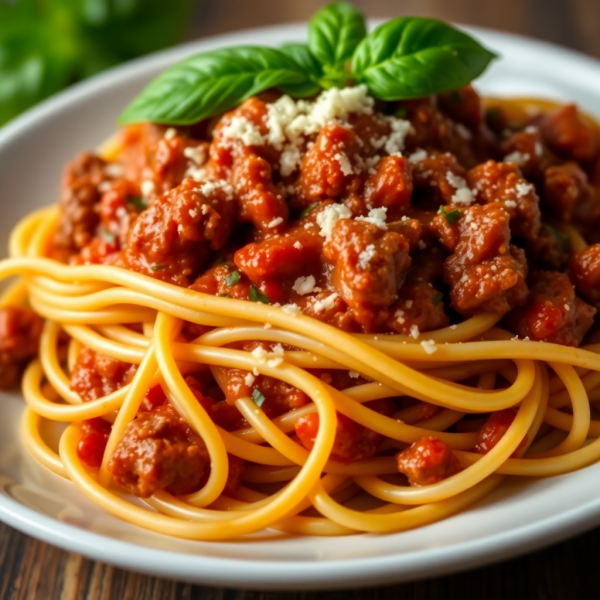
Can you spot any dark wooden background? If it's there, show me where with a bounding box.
[4,0,600,598]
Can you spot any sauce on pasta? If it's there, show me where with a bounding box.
[2,83,600,538]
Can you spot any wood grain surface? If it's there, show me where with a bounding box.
[3,0,600,598]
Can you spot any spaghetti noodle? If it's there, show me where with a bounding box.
[2,84,600,540]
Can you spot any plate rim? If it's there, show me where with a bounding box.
[2,21,600,591]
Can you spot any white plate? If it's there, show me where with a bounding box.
[2,22,600,592]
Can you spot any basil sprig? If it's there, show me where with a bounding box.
[119,3,496,126]
[352,17,497,100]
[308,2,366,87]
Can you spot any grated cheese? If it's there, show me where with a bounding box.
[410,325,420,339]
[356,207,388,230]
[516,182,534,198]
[408,149,428,164]
[420,339,437,354]
[313,293,338,313]
[267,217,284,228]
[357,244,376,270]
[316,204,352,241]
[244,373,255,387]
[183,145,207,166]
[282,303,301,316]
[334,152,353,176]
[292,275,316,295]
[222,116,265,146]
[504,151,530,167]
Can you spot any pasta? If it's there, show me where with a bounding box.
[2,83,600,540]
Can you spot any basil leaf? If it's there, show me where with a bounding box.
[438,206,461,225]
[225,270,241,287]
[352,17,497,100]
[251,388,266,407]
[127,195,147,210]
[432,293,444,306]
[300,202,320,219]
[249,285,271,304]
[309,2,366,76]
[119,46,312,125]
[278,43,322,97]
[0,11,75,126]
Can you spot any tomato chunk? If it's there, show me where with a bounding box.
[395,436,461,486]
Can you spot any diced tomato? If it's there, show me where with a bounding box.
[295,405,387,463]
[395,436,461,486]
[77,430,109,468]
[475,410,527,456]
[141,384,167,412]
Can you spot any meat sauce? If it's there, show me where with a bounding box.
[7,85,600,495]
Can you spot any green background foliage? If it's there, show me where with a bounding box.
[0,0,195,126]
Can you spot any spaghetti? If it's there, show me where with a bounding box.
[2,84,600,540]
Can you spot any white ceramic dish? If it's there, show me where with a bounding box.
[2,22,600,592]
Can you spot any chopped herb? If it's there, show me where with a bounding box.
[542,223,570,254]
[249,285,271,304]
[150,264,167,271]
[225,270,241,286]
[101,230,116,244]
[218,293,229,298]
[432,293,444,305]
[451,90,461,104]
[300,202,320,219]
[127,195,147,210]
[251,388,266,407]
[394,106,407,117]
[438,205,461,225]
[213,256,227,265]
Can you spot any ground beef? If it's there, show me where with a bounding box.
[295,399,394,463]
[534,104,599,164]
[323,218,412,330]
[0,307,43,389]
[411,152,467,208]
[107,404,210,497]
[54,152,106,253]
[431,203,528,315]
[123,178,236,286]
[467,160,541,240]
[543,162,591,222]
[505,271,596,346]
[395,436,461,486]
[363,155,413,219]
[70,348,136,402]
[569,244,600,304]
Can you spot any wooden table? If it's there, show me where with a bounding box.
[3,0,600,598]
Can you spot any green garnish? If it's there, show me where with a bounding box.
[251,388,266,407]
[542,223,570,254]
[394,107,407,118]
[432,293,444,305]
[300,202,320,219]
[225,271,241,286]
[218,293,229,298]
[249,285,271,304]
[119,3,496,126]
[127,195,148,210]
[101,230,116,244]
[213,256,227,265]
[438,206,461,225]
[150,264,167,271]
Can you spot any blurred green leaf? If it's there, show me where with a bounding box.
[0,0,195,126]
